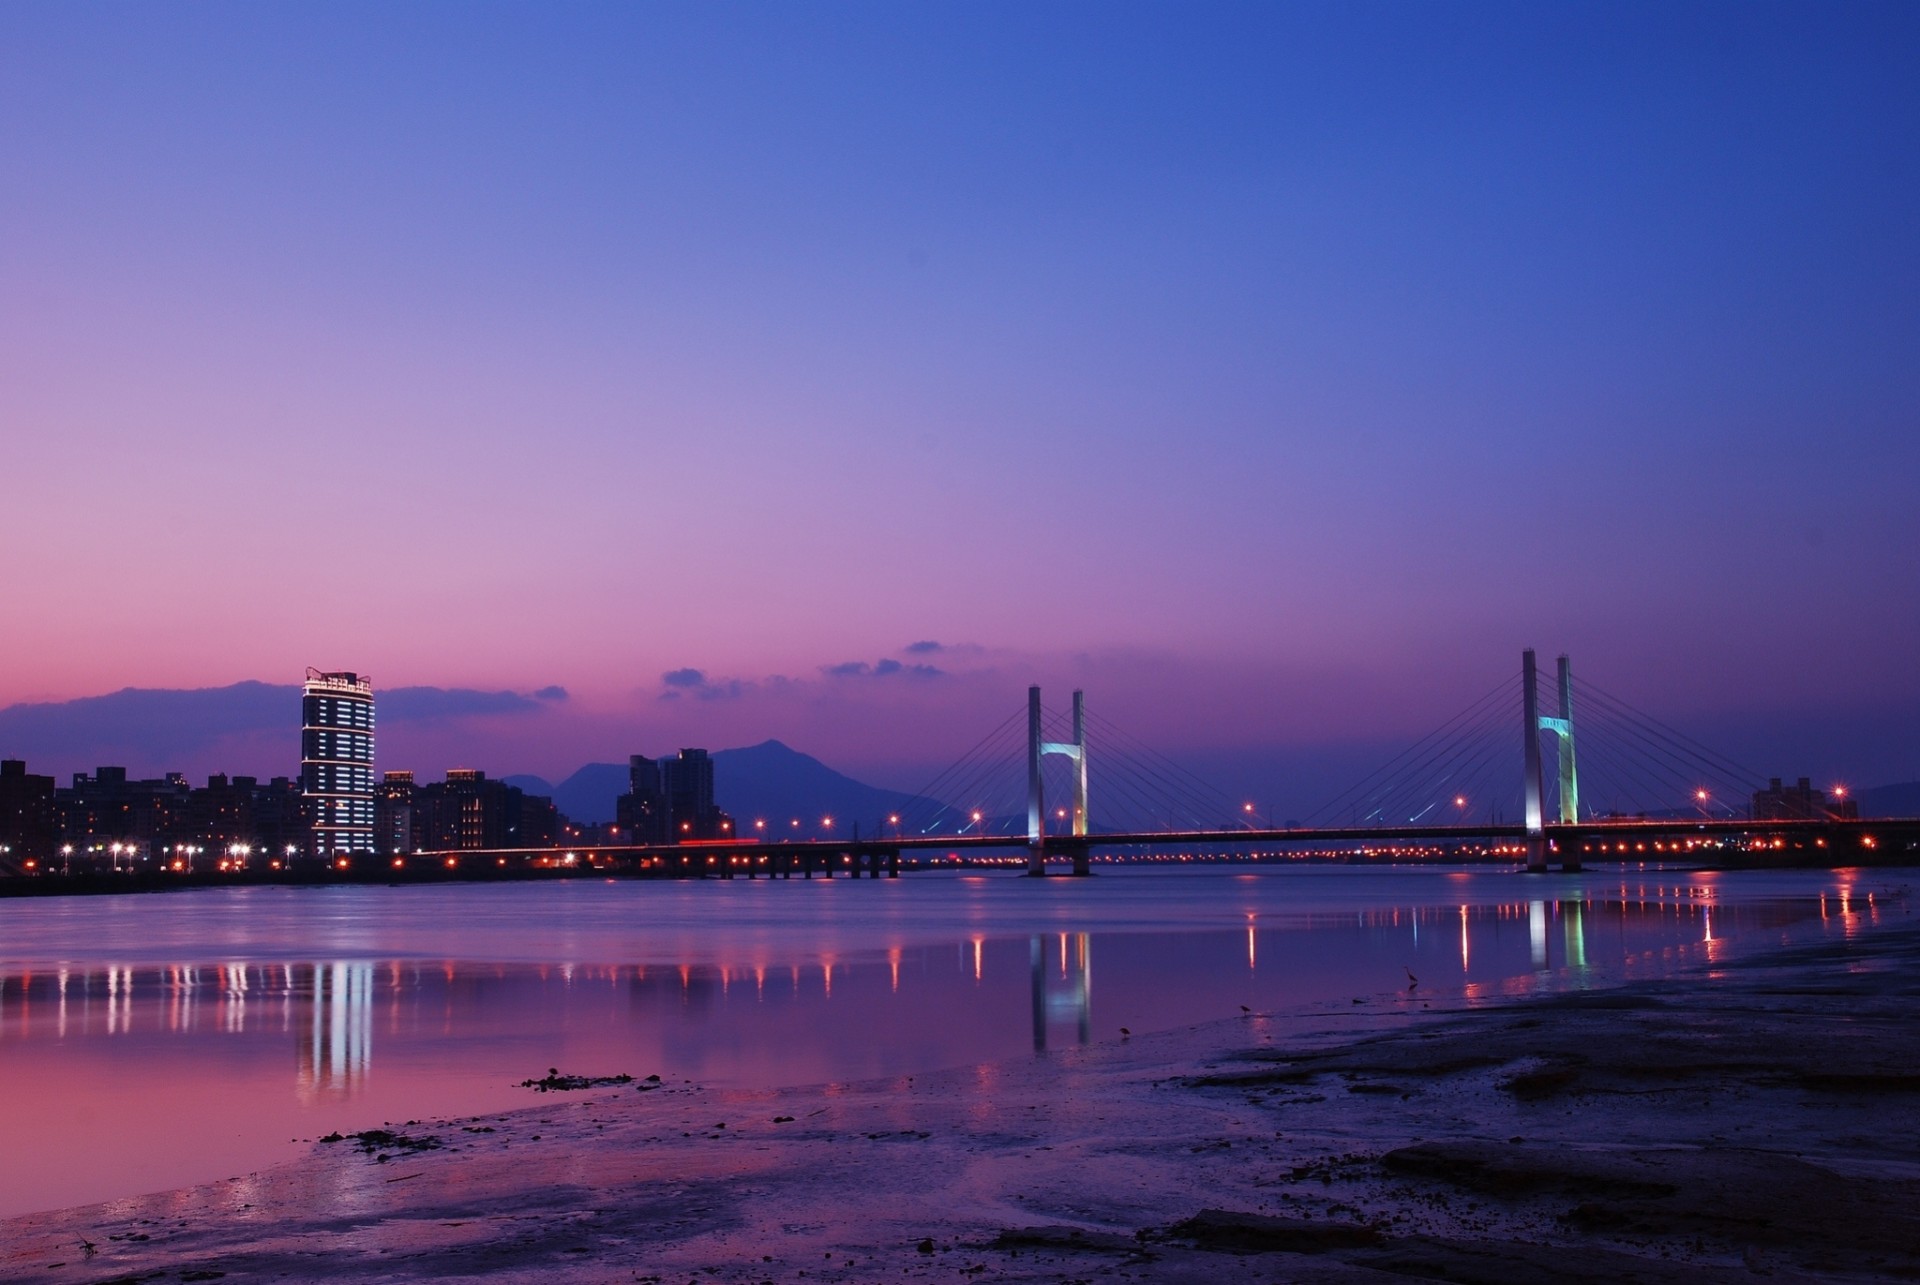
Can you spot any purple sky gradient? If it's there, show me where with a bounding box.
[3,2,1917,803]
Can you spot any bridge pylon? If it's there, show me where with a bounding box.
[1522,649,1580,873]
[1027,686,1089,876]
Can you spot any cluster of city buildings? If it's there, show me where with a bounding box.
[0,669,723,874]
[1751,777,1858,822]
[614,750,734,843]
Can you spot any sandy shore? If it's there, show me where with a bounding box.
[6,913,1919,1284]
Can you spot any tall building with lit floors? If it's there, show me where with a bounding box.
[301,669,375,862]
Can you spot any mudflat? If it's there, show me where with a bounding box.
[6,908,1917,1284]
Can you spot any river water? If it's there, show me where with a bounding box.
[0,864,1908,1217]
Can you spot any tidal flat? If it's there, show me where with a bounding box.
[4,893,1917,1283]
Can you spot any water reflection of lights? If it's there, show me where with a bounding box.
[298,962,372,1100]
[223,963,249,1033]
[1030,933,1091,1052]
[1530,900,1549,970]
[1564,901,1587,971]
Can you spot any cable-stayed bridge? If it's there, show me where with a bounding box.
[418,650,1914,876]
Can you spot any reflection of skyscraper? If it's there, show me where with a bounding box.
[302,670,375,860]
[297,962,372,1099]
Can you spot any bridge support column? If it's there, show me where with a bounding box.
[1028,686,1046,875]
[1552,655,1578,825]
[888,850,899,878]
[1552,656,1581,872]
[1525,649,1583,872]
[1523,650,1548,872]
[1028,685,1091,877]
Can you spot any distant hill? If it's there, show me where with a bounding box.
[514,741,949,832]
[1856,781,1920,819]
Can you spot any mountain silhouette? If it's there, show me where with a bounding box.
[511,740,948,831]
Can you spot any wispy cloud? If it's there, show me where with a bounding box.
[823,658,943,680]
[658,669,754,702]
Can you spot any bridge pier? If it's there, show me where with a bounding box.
[1523,649,1583,873]
[1027,685,1091,877]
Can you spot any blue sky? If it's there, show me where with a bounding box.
[2,1,1916,802]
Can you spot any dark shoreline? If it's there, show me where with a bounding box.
[4,852,1913,900]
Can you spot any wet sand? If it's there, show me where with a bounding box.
[5,913,1918,1284]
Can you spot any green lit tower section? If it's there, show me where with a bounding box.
[302,669,375,861]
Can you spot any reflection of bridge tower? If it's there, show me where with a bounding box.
[1522,650,1580,873]
[1029,933,1091,1051]
[297,962,373,1099]
[1026,687,1089,876]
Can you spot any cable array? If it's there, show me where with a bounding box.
[891,707,1030,837]
[1565,676,1764,820]
[889,696,1263,838]
[1301,675,1525,829]
[884,665,1771,842]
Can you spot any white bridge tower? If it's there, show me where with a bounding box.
[1522,649,1580,872]
[1027,686,1089,876]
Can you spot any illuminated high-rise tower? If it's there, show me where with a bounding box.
[301,669,375,861]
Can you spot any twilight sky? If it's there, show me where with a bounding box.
[2,2,1917,805]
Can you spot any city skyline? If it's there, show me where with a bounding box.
[4,4,1917,805]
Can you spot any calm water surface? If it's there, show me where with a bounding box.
[0,864,1909,1217]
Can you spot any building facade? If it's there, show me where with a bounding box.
[301,669,376,860]
[1751,776,1858,822]
[0,760,57,863]
[410,770,559,851]
[615,754,668,845]
[661,748,730,840]
[375,770,416,856]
